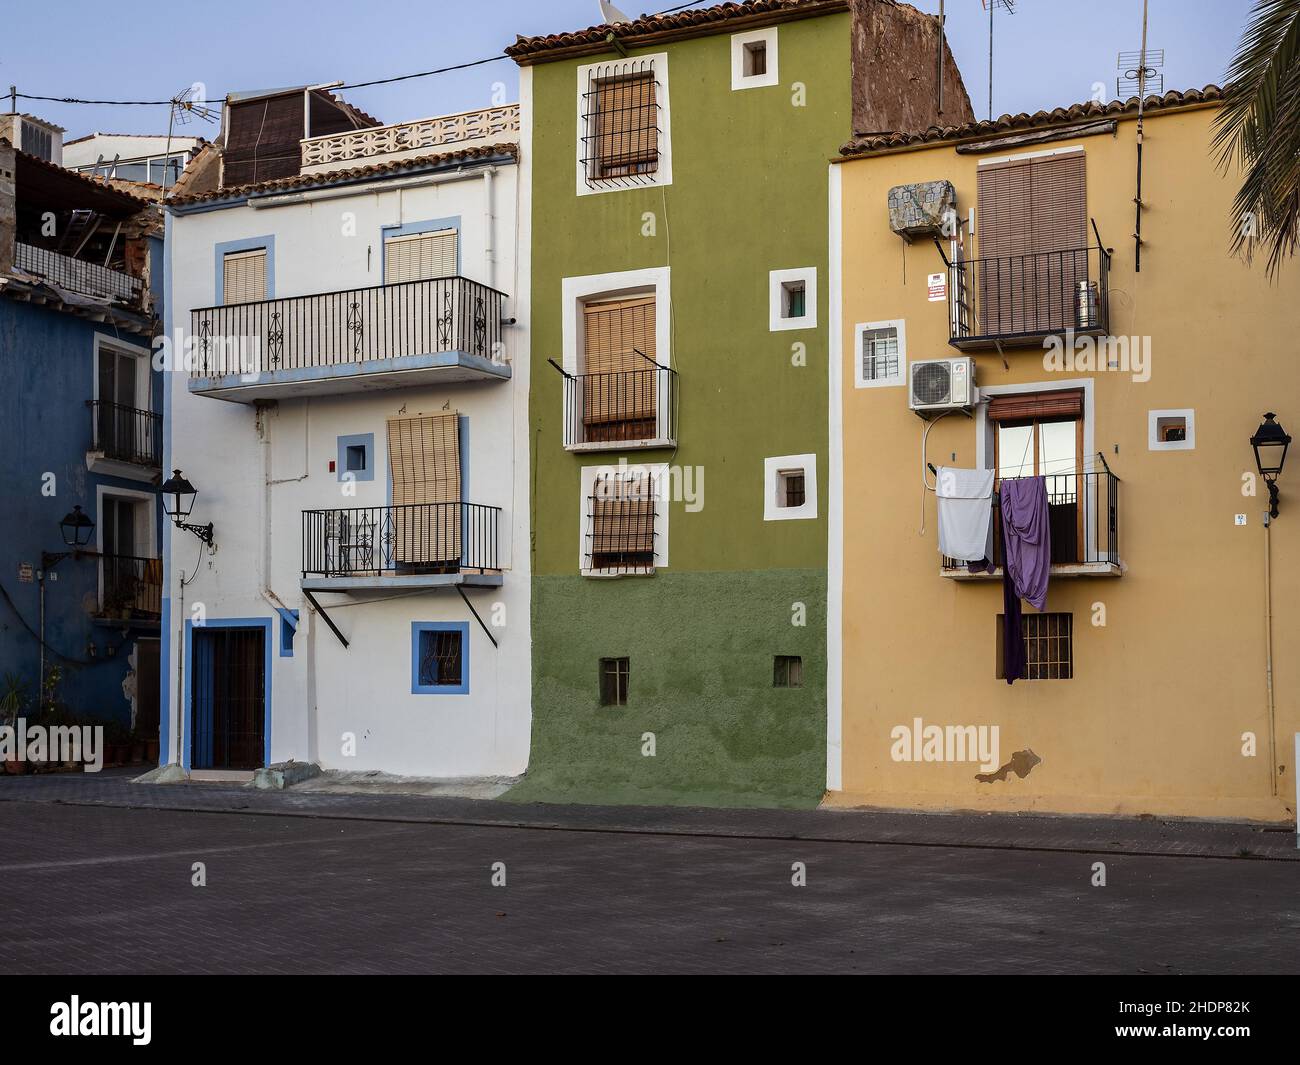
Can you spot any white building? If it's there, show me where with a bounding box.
[64,133,203,188]
[161,100,531,779]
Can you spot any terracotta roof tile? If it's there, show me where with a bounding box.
[507,0,852,62]
[166,142,518,207]
[840,85,1224,156]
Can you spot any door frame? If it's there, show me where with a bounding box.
[183,617,273,771]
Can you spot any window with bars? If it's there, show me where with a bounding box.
[600,657,630,706]
[773,655,803,688]
[778,470,806,509]
[581,59,660,186]
[412,623,469,694]
[997,612,1074,680]
[587,471,657,573]
[862,326,900,383]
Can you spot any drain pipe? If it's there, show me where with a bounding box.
[483,166,497,293]
[1264,509,1277,796]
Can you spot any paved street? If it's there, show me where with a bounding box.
[2,779,1298,974]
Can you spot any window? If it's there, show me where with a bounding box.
[587,470,657,574]
[336,433,375,483]
[990,390,1084,565]
[769,267,817,331]
[600,658,630,706]
[222,247,267,305]
[773,655,803,688]
[581,295,658,443]
[279,609,298,658]
[94,339,149,461]
[778,470,806,509]
[411,622,470,694]
[732,28,779,90]
[855,320,906,388]
[764,454,818,522]
[1148,409,1195,451]
[997,612,1073,680]
[578,54,671,194]
[384,228,457,283]
[388,415,461,569]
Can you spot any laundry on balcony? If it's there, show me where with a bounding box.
[935,466,995,563]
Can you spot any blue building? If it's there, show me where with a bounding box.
[0,122,164,744]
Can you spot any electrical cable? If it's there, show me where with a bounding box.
[0,579,130,666]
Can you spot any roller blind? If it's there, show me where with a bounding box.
[987,389,1084,422]
[595,72,657,175]
[222,248,267,305]
[590,473,656,566]
[582,295,657,426]
[383,229,457,284]
[387,413,461,564]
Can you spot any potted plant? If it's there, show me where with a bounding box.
[1,673,29,775]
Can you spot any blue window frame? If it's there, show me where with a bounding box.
[411,622,470,695]
[337,433,375,482]
[278,608,299,658]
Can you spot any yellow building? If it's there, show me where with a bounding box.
[827,87,1300,822]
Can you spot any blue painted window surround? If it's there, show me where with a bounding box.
[278,609,299,658]
[411,621,470,695]
[213,235,275,304]
[337,433,375,482]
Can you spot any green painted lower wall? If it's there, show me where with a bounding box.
[505,570,826,809]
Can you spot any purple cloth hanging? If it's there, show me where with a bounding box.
[999,476,1051,612]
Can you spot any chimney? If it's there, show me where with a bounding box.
[0,137,15,276]
[0,113,64,165]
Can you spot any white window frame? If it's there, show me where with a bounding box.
[854,319,907,389]
[1148,408,1196,451]
[92,333,151,413]
[576,52,673,197]
[764,454,818,522]
[579,462,670,576]
[731,28,779,90]
[93,484,157,611]
[769,267,817,331]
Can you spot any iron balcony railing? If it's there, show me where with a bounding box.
[302,502,501,579]
[550,356,678,448]
[949,234,1111,348]
[942,468,1119,570]
[14,241,144,306]
[99,555,163,619]
[189,276,506,379]
[87,400,162,467]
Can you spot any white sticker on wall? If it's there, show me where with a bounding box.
[1235,514,1248,526]
[927,273,947,302]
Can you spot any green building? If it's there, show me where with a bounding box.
[507,0,968,807]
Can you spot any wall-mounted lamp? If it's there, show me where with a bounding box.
[1251,413,1291,519]
[161,470,215,545]
[41,506,98,571]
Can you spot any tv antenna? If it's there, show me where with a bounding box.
[981,0,1018,122]
[1118,0,1163,272]
[160,85,219,201]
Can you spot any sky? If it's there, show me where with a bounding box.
[1,0,1256,142]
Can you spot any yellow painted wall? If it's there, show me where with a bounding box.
[833,104,1300,822]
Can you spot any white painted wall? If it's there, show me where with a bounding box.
[164,156,531,778]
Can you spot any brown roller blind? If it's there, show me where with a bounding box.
[595,72,657,177]
[222,248,267,305]
[988,389,1083,422]
[583,295,657,427]
[387,413,461,565]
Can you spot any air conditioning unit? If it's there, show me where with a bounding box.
[909,357,978,418]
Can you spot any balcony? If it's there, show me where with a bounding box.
[948,240,1111,350]
[941,469,1121,579]
[554,360,678,451]
[14,241,144,307]
[86,400,161,479]
[301,502,502,591]
[300,104,521,173]
[188,276,510,403]
[97,555,163,621]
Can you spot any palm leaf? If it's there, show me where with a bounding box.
[1213,0,1300,276]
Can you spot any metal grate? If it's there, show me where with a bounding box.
[88,400,162,467]
[773,655,803,688]
[1002,612,1073,680]
[580,59,661,188]
[418,630,464,687]
[862,326,900,382]
[586,471,657,574]
[600,657,630,706]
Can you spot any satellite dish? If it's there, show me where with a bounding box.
[599,0,632,24]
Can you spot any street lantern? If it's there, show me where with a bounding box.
[160,469,215,545]
[58,505,95,548]
[1251,413,1291,519]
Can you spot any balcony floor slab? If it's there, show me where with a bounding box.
[940,561,1122,580]
[301,573,504,593]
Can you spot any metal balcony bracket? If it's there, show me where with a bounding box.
[302,588,350,649]
[546,358,574,379]
[456,585,499,649]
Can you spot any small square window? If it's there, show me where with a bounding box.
[997,612,1073,680]
[600,657,630,706]
[337,433,375,481]
[773,655,803,688]
[1148,409,1195,451]
[782,281,806,320]
[778,470,806,509]
[732,27,778,90]
[769,268,817,331]
[345,444,367,472]
[412,622,469,694]
[744,41,767,78]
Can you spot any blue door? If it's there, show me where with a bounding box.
[191,627,266,770]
